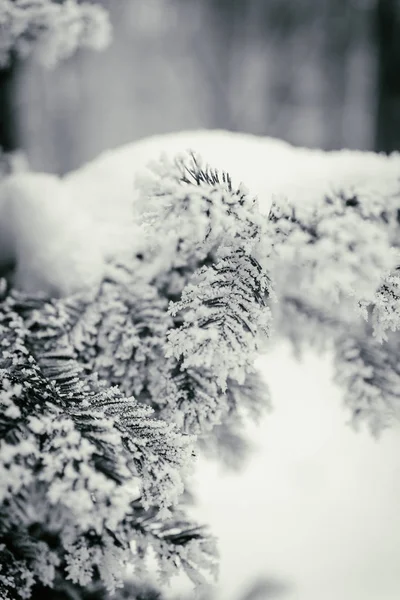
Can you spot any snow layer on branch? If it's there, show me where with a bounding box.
[1,130,399,298]
[0,173,105,296]
[65,129,400,223]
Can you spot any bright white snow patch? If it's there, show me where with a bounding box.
[65,129,400,220]
[0,173,105,296]
[171,343,400,600]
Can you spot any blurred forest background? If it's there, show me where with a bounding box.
[1,0,400,174]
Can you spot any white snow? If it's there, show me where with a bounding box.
[176,343,400,600]
[0,172,105,296]
[65,129,400,223]
[2,129,400,293]
[1,130,400,599]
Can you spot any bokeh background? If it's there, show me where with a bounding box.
[1,0,400,174]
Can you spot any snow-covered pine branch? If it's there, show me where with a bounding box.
[0,0,111,68]
[0,151,274,599]
[2,134,400,599]
[0,290,217,599]
[52,152,273,444]
[267,189,399,327]
[266,181,400,434]
[133,153,272,435]
[334,331,400,436]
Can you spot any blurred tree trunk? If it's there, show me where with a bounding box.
[201,0,247,130]
[320,0,353,150]
[0,59,20,153]
[375,0,400,152]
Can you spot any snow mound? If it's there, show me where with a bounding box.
[0,172,104,296]
[66,129,400,220]
[181,343,400,600]
[2,129,399,295]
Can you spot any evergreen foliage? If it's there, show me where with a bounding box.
[67,153,273,442]
[266,182,400,433]
[1,147,400,599]
[0,152,272,598]
[0,290,215,599]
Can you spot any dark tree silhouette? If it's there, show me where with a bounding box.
[0,60,19,153]
[375,0,400,152]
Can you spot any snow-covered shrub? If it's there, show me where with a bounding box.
[0,173,106,296]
